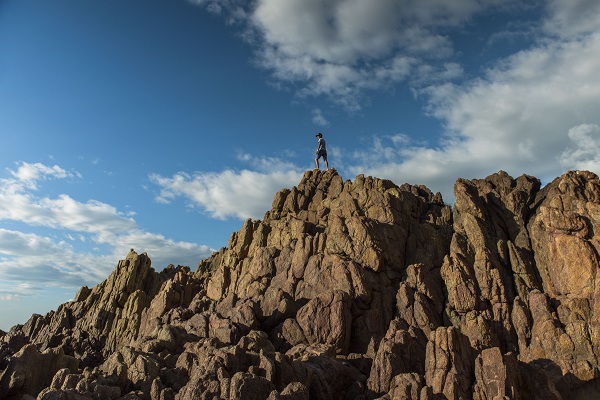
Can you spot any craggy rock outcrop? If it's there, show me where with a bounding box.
[2,169,600,399]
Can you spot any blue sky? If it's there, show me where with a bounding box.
[1,0,600,330]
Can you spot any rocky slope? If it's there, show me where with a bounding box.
[2,169,600,399]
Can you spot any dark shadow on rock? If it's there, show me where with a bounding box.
[521,358,600,400]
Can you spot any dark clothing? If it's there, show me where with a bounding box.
[315,135,329,170]
[317,149,327,161]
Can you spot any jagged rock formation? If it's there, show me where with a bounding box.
[2,169,600,399]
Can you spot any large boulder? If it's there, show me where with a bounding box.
[0,344,78,398]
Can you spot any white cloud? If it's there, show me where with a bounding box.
[0,228,107,286]
[248,0,430,108]
[10,162,72,181]
[0,164,137,234]
[151,165,303,220]
[0,293,20,301]
[235,152,299,172]
[186,0,248,24]
[0,229,69,257]
[107,231,212,270]
[190,0,528,110]
[7,162,79,190]
[346,24,600,202]
[0,281,41,302]
[151,154,303,220]
[0,162,213,301]
[560,124,600,172]
[544,0,600,38]
[250,0,511,63]
[312,108,329,126]
[184,0,600,203]
[252,0,403,63]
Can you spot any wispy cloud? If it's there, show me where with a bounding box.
[0,162,212,301]
[311,108,329,126]
[7,162,80,190]
[0,280,42,302]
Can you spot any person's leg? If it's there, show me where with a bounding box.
[324,154,329,170]
[315,156,319,169]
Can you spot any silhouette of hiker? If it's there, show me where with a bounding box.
[315,132,329,170]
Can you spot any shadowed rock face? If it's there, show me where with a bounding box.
[2,169,600,400]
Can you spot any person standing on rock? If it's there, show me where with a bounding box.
[315,132,329,170]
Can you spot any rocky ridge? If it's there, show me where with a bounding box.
[2,169,600,399]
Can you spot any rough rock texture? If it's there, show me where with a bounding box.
[2,169,600,399]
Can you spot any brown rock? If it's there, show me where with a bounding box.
[0,344,78,398]
[387,373,424,400]
[281,318,307,347]
[424,327,474,400]
[208,314,240,345]
[473,347,522,400]
[100,346,159,393]
[7,170,600,399]
[296,290,352,354]
[367,319,424,395]
[442,171,542,355]
[267,381,309,400]
[229,372,276,400]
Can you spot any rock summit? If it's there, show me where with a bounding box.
[2,169,600,399]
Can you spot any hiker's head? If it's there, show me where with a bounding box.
[316,133,323,138]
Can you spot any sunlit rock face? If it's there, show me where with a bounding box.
[3,169,600,400]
